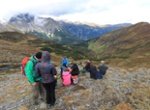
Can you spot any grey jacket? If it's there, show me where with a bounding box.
[35,51,57,83]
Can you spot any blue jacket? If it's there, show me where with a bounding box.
[61,57,69,67]
[35,51,57,83]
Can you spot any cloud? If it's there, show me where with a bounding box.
[51,0,150,24]
[0,0,85,18]
[0,0,150,24]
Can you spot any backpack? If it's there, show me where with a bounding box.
[21,56,30,75]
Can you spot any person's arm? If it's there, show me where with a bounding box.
[67,59,70,65]
[51,66,57,79]
[35,63,41,79]
[25,61,35,84]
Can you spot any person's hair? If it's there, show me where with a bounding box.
[35,51,42,59]
[101,60,105,64]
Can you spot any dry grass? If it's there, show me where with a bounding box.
[0,67,150,110]
[50,67,150,110]
[0,73,32,105]
[114,103,133,110]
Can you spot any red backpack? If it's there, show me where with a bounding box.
[21,56,30,75]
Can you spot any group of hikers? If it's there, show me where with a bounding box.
[84,60,108,79]
[21,51,108,109]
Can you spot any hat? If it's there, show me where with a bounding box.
[35,51,42,59]
[101,60,105,64]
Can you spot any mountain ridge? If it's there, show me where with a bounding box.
[0,13,131,44]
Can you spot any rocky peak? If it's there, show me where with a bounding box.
[9,13,34,23]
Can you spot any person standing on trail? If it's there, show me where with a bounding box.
[24,51,44,105]
[35,51,57,107]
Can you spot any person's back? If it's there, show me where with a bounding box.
[62,69,71,86]
[35,51,57,106]
[84,61,91,72]
[98,61,108,76]
[71,63,80,76]
[36,52,56,83]
[37,63,56,83]
[60,56,69,77]
[61,57,69,67]
[89,64,97,79]
[70,63,80,84]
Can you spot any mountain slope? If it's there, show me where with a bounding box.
[88,22,150,67]
[60,21,131,40]
[0,31,93,69]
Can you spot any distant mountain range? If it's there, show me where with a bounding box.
[0,13,131,44]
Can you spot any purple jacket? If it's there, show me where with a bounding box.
[35,51,57,83]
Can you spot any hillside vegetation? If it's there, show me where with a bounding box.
[88,22,150,67]
[0,32,93,73]
[0,32,59,72]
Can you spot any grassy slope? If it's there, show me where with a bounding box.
[88,22,150,67]
[0,32,62,69]
[0,32,93,72]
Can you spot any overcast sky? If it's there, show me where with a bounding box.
[0,0,150,25]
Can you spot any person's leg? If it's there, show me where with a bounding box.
[38,82,45,102]
[42,83,51,104]
[31,84,39,105]
[90,72,93,79]
[60,68,63,79]
[49,81,56,105]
